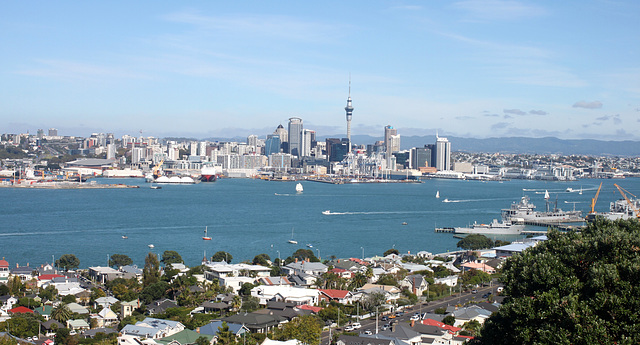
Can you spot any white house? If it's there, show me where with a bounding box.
[251,285,319,306]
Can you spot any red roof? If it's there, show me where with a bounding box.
[330,268,348,273]
[319,289,351,299]
[0,259,8,267]
[37,274,65,281]
[9,306,34,314]
[298,304,323,313]
[422,318,462,333]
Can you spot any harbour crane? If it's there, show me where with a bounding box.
[614,184,640,219]
[590,182,602,214]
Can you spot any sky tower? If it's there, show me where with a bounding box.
[344,79,354,153]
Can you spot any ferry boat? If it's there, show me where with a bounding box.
[454,219,525,235]
[501,195,582,223]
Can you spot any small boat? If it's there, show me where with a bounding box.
[544,190,550,200]
[122,235,128,239]
[150,185,162,189]
[401,222,408,225]
[288,227,298,244]
[202,226,212,240]
[442,198,451,203]
[148,244,154,248]
[296,183,303,193]
[306,244,313,248]
[322,210,331,215]
[436,191,440,198]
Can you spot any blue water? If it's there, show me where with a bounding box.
[1,178,638,268]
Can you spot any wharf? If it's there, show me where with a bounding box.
[0,181,138,189]
[307,178,422,184]
[435,227,455,233]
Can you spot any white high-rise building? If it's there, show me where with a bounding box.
[106,144,116,160]
[288,117,303,157]
[435,135,451,171]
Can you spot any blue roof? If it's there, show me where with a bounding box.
[494,242,535,252]
[199,321,246,336]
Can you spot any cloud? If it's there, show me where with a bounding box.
[503,114,513,119]
[529,110,548,115]
[483,113,499,117]
[595,114,622,125]
[503,108,526,116]
[573,100,603,109]
[491,122,510,130]
[452,0,547,21]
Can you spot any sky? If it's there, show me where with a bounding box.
[1,1,639,141]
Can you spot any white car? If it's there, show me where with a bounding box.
[352,322,362,329]
[410,314,420,321]
[344,325,355,332]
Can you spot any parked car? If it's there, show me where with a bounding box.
[352,322,362,329]
[381,324,389,331]
[344,325,355,332]
[381,316,389,321]
[363,330,372,335]
[410,314,420,321]
[471,289,478,294]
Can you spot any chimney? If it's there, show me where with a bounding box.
[196,327,200,334]
[295,258,298,263]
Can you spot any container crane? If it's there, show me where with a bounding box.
[614,184,640,219]
[590,182,602,214]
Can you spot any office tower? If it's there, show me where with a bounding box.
[264,135,282,156]
[274,124,288,143]
[288,117,303,157]
[301,129,315,157]
[106,144,116,160]
[48,128,58,137]
[435,134,451,171]
[344,80,354,153]
[384,125,399,169]
[190,141,198,156]
[410,146,433,169]
[37,129,44,139]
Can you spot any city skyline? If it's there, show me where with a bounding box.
[1,1,639,140]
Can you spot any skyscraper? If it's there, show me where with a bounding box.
[344,80,354,153]
[384,125,399,169]
[288,117,303,157]
[435,135,451,171]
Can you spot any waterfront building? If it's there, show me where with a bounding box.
[269,152,293,171]
[435,135,451,171]
[288,117,303,157]
[0,258,8,284]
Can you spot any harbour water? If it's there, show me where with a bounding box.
[1,177,638,268]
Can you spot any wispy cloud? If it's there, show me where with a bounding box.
[529,110,548,115]
[504,108,526,116]
[595,114,621,125]
[452,0,547,22]
[573,100,603,109]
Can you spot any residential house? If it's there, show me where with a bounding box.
[258,277,293,286]
[88,267,125,284]
[36,274,65,288]
[11,264,36,282]
[399,275,429,296]
[251,285,319,306]
[362,323,422,345]
[67,319,90,332]
[337,335,395,345]
[460,262,495,274]
[81,327,118,339]
[434,275,458,287]
[0,296,18,312]
[120,265,143,280]
[34,305,53,320]
[66,302,89,315]
[221,312,285,333]
[448,305,492,327]
[328,268,353,279]
[146,299,178,315]
[94,296,119,310]
[198,320,249,337]
[200,301,230,314]
[120,317,185,339]
[121,300,140,319]
[288,273,316,287]
[253,301,309,321]
[356,284,401,303]
[203,262,271,282]
[318,289,355,304]
[41,319,64,337]
[219,276,256,293]
[9,306,34,315]
[0,258,9,284]
[91,307,119,327]
[156,329,214,345]
[281,261,327,277]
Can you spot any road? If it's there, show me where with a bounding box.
[320,284,499,344]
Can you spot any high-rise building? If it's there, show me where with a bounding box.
[37,129,44,139]
[48,128,58,137]
[264,135,282,156]
[301,129,316,157]
[384,125,399,169]
[344,80,354,153]
[106,144,117,160]
[274,124,288,144]
[410,146,433,169]
[435,135,451,171]
[288,117,303,157]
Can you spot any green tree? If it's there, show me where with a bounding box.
[360,291,386,312]
[456,234,494,250]
[480,219,640,344]
[39,285,58,301]
[90,287,106,302]
[274,315,322,345]
[195,336,210,345]
[2,312,41,338]
[0,284,8,296]
[383,248,399,256]
[376,274,397,286]
[161,250,183,265]
[348,272,368,290]
[217,322,236,345]
[8,275,23,295]
[442,315,455,326]
[109,254,133,268]
[284,249,319,264]
[61,294,76,304]
[211,251,233,263]
[143,252,160,286]
[51,304,72,323]
[56,254,80,271]
[252,253,270,266]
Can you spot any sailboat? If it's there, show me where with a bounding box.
[296,183,303,193]
[288,228,298,244]
[436,191,440,199]
[544,190,550,200]
[202,226,212,240]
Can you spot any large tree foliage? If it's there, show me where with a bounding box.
[56,254,80,271]
[109,254,133,268]
[274,315,322,345]
[211,251,233,263]
[456,234,494,250]
[481,219,640,344]
[143,252,161,287]
[161,250,183,265]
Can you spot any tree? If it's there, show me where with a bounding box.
[348,272,368,290]
[252,253,271,266]
[56,254,80,271]
[442,315,456,326]
[456,234,494,250]
[51,304,72,323]
[360,291,386,312]
[0,284,8,296]
[480,219,640,344]
[274,315,322,345]
[211,251,233,263]
[195,336,210,345]
[376,274,397,286]
[8,275,23,295]
[143,252,160,286]
[217,322,236,345]
[109,254,133,268]
[161,250,183,265]
[284,249,319,264]
[2,313,41,338]
[39,285,58,301]
[383,248,399,256]
[61,294,76,304]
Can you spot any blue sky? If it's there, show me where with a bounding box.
[1,1,639,140]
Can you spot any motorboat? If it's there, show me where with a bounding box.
[322,210,331,215]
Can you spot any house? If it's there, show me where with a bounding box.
[356,284,401,303]
[118,334,161,345]
[318,289,355,304]
[91,307,119,327]
[251,285,319,306]
[121,300,141,319]
[218,276,256,293]
[36,274,65,288]
[81,327,118,339]
[66,302,89,315]
[329,268,354,279]
[460,262,495,274]
[156,329,214,345]
[88,267,125,283]
[34,305,53,320]
[0,296,18,312]
[11,264,35,282]
[288,273,316,287]
[203,262,271,281]
[0,258,9,284]
[221,312,285,333]
[399,275,429,296]
[253,301,309,321]
[448,305,492,327]
[120,318,185,339]
[258,277,293,286]
[41,319,65,337]
[198,320,249,337]
[94,296,119,309]
[200,301,231,314]
[119,265,143,280]
[146,299,179,315]
[281,261,327,277]
[9,306,34,314]
[362,323,422,345]
[67,319,90,331]
[493,242,537,258]
[433,275,458,287]
[262,338,302,345]
[337,334,394,345]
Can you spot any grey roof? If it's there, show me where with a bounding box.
[41,319,64,330]
[337,335,395,345]
[222,312,285,328]
[266,301,297,310]
[199,321,247,336]
[81,327,118,339]
[201,302,230,310]
[410,324,446,337]
[147,299,178,314]
[377,324,421,340]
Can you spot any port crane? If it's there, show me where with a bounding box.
[590,182,602,214]
[614,184,640,219]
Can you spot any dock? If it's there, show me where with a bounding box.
[435,227,456,233]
